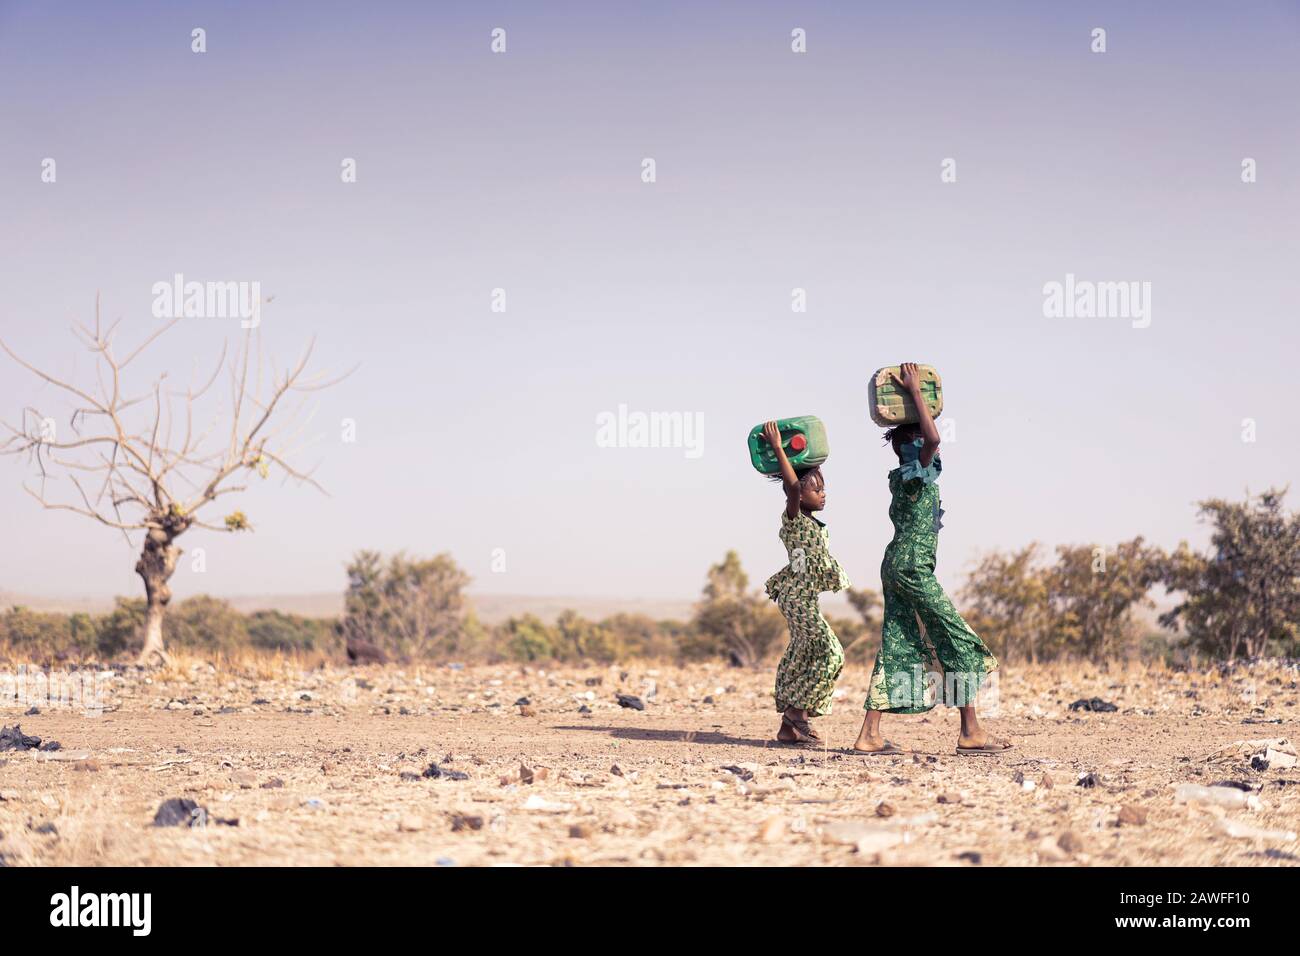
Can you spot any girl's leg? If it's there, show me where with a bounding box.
[774,600,844,726]
[853,708,887,751]
[854,584,927,751]
[909,575,1010,749]
[956,704,984,745]
[863,583,934,714]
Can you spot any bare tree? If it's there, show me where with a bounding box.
[1,296,347,664]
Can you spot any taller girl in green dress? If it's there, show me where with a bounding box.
[759,420,850,744]
[852,363,1013,756]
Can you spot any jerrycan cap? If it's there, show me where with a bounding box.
[788,434,807,452]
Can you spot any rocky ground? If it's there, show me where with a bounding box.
[0,658,1297,866]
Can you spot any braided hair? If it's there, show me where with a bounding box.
[765,464,823,488]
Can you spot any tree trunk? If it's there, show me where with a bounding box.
[136,527,180,666]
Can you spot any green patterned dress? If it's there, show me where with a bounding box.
[765,511,851,717]
[864,441,998,714]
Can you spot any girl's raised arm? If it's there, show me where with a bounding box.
[891,362,941,467]
[762,420,802,519]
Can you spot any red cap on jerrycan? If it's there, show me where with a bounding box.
[788,434,807,452]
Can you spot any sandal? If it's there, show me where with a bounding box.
[956,734,1014,756]
[779,713,818,745]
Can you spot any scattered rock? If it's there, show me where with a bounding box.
[757,816,785,842]
[1057,831,1085,855]
[1175,783,1260,810]
[230,770,257,789]
[1035,836,1069,862]
[1217,818,1297,842]
[40,750,91,763]
[1262,745,1297,770]
[616,694,644,711]
[821,820,905,854]
[1069,698,1118,713]
[937,791,965,804]
[1117,805,1148,826]
[1204,737,1295,765]
[721,765,755,782]
[518,705,536,717]
[1041,773,1055,790]
[260,778,285,789]
[514,697,531,706]
[956,850,982,865]
[0,725,41,752]
[522,795,573,813]
[520,762,548,785]
[152,797,206,828]
[450,813,484,832]
[569,823,594,839]
[1077,772,1102,788]
[346,637,387,665]
[875,802,896,818]
[423,763,469,781]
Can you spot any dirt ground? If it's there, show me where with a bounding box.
[1,658,1297,866]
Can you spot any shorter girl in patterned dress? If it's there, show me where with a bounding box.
[852,363,1012,755]
[759,420,851,744]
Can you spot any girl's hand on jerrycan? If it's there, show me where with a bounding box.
[890,362,923,395]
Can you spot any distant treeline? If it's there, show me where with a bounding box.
[2,489,1295,665]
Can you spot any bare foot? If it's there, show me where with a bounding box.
[851,732,898,753]
[956,730,1013,752]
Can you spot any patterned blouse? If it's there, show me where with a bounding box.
[889,438,946,543]
[897,436,942,485]
[764,510,851,602]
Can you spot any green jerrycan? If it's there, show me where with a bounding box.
[868,365,943,427]
[747,416,829,474]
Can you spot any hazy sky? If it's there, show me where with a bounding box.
[1,1,1297,605]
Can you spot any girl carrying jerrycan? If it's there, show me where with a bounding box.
[852,363,1011,755]
[754,417,850,744]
